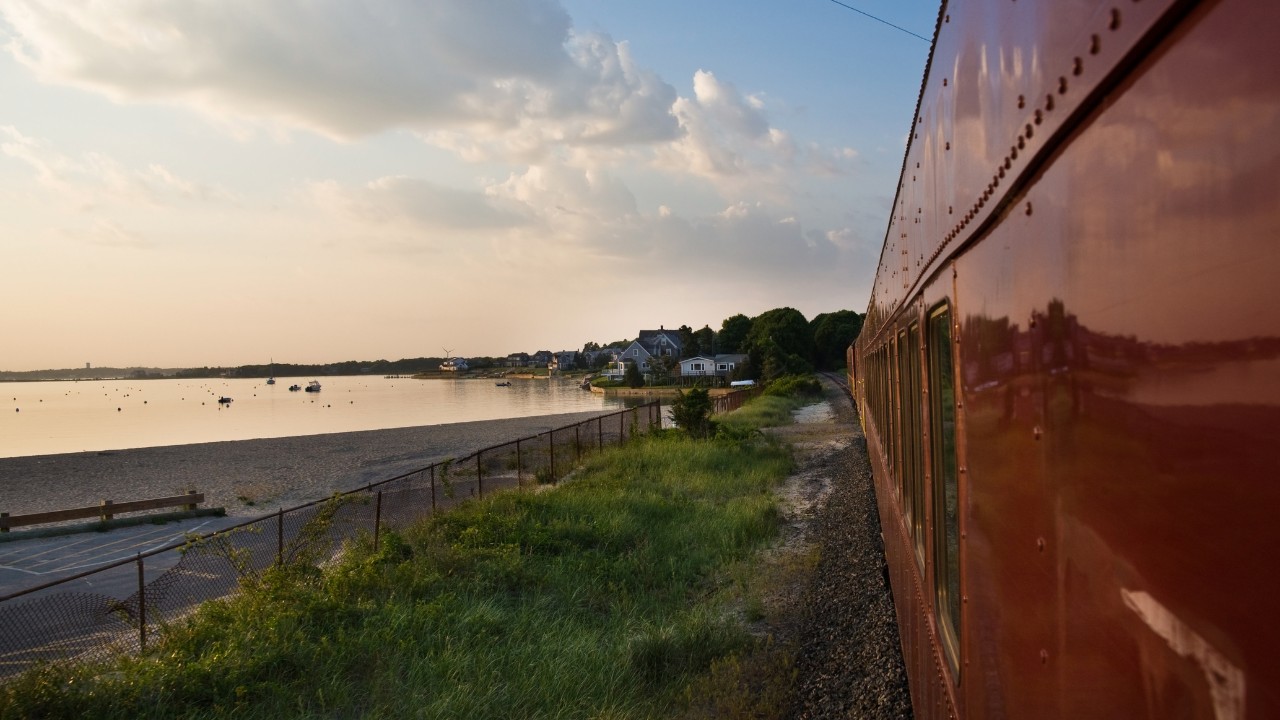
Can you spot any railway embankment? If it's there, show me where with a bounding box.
[740,375,913,718]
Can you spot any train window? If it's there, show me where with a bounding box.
[894,332,909,522]
[929,303,961,675]
[905,322,925,569]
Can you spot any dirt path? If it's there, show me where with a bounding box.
[764,376,913,719]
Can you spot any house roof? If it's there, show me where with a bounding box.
[636,328,682,356]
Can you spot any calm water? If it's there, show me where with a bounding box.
[0,377,628,458]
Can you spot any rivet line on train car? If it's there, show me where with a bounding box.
[1109,9,1121,31]
[1059,77,1069,94]
[1090,34,1101,54]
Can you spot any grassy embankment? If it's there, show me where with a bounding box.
[1,385,823,719]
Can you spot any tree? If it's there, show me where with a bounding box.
[624,361,645,388]
[677,325,698,358]
[810,310,864,370]
[719,314,752,354]
[670,388,715,439]
[745,307,814,381]
[648,354,674,386]
[694,325,716,356]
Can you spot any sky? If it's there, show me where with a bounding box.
[0,0,938,370]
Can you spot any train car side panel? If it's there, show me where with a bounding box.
[857,0,1280,717]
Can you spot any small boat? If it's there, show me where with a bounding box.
[266,359,276,384]
[304,381,322,392]
[266,377,276,385]
[288,384,302,392]
[217,396,233,405]
[495,381,511,387]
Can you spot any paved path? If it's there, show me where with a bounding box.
[0,516,247,600]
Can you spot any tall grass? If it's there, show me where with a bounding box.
[1,434,792,720]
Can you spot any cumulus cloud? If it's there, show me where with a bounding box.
[0,0,679,152]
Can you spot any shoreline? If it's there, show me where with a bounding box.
[0,410,617,519]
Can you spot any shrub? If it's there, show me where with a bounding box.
[671,388,715,439]
[763,375,822,398]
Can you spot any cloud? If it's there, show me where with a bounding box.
[1,0,680,152]
[0,125,230,207]
[308,176,529,232]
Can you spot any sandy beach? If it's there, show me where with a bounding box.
[0,410,615,519]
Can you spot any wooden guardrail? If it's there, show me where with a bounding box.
[0,491,204,532]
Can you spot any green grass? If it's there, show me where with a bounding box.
[717,396,804,432]
[1,433,792,720]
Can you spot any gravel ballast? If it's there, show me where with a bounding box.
[768,377,913,719]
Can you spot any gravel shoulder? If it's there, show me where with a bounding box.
[764,377,913,719]
[0,410,614,519]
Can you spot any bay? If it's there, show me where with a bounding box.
[0,376,630,458]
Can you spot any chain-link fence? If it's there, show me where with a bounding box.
[0,401,661,680]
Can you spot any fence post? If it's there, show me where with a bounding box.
[430,465,437,512]
[477,451,484,498]
[184,489,198,511]
[516,439,523,486]
[574,425,581,464]
[620,410,625,443]
[597,417,603,450]
[1,512,8,533]
[374,490,383,553]
[101,499,114,522]
[136,554,146,653]
[276,508,284,567]
[549,431,556,481]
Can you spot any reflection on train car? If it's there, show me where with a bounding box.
[850,0,1280,718]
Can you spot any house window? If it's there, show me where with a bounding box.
[692,363,704,371]
[717,364,728,371]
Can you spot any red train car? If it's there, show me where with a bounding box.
[852,1,1280,717]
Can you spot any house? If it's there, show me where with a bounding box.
[439,357,469,372]
[678,354,746,378]
[530,350,553,368]
[599,328,682,381]
[604,342,652,380]
[505,352,530,368]
[637,327,683,359]
[550,351,578,373]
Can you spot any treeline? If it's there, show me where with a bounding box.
[585,307,864,382]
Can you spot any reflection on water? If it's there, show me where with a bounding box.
[0,377,628,458]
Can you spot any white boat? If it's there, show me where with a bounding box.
[266,359,276,385]
[304,380,321,392]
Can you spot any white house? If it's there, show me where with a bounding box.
[678,353,746,378]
